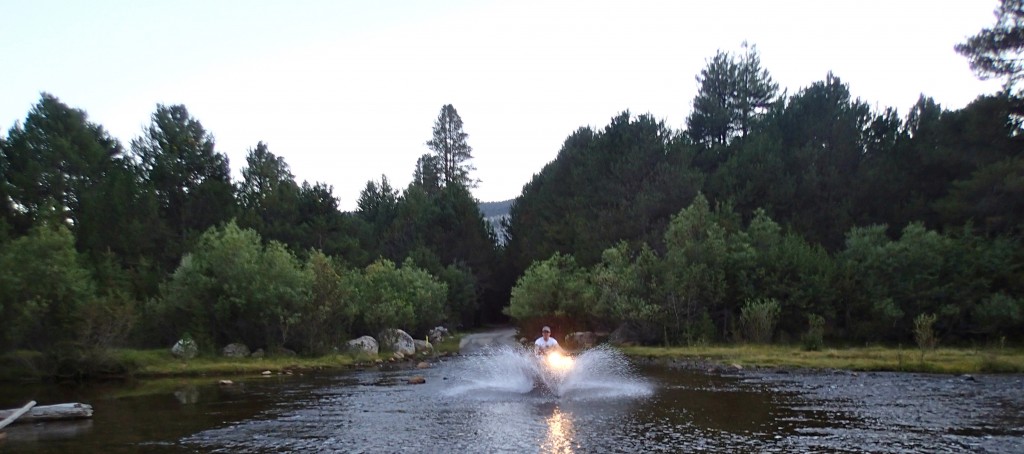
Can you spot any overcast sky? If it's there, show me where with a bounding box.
[1,0,1004,210]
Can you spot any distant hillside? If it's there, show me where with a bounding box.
[478,199,513,244]
[478,199,513,217]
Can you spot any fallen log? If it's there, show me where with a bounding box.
[0,403,93,425]
[0,401,36,430]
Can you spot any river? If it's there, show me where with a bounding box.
[1,344,1022,453]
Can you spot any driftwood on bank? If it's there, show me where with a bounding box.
[0,403,93,426]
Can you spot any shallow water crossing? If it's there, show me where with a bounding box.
[446,345,653,399]
[1,348,1022,453]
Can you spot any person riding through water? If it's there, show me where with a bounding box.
[534,326,563,356]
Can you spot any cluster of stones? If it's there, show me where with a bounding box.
[170,326,452,361]
[346,326,449,359]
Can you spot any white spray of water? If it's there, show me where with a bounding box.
[446,345,652,400]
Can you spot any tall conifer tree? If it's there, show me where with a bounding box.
[426,104,477,188]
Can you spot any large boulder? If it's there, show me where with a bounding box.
[564,331,598,349]
[413,339,433,353]
[171,338,198,359]
[346,336,379,356]
[222,343,250,358]
[427,326,451,344]
[378,328,416,356]
[608,324,643,347]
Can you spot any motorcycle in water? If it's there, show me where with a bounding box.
[534,349,575,393]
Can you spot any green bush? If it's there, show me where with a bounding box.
[294,251,357,355]
[78,290,138,350]
[506,252,588,322]
[591,243,660,327]
[914,313,939,360]
[683,309,717,346]
[972,293,1023,338]
[0,225,94,351]
[154,221,310,351]
[660,194,732,344]
[801,314,825,351]
[352,258,446,337]
[739,297,781,343]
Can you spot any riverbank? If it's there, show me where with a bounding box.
[0,336,464,382]
[619,344,1024,374]
[6,337,1021,382]
[124,335,465,378]
[116,350,362,377]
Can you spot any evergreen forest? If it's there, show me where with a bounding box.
[3,6,1024,363]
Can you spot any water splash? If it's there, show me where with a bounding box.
[557,346,653,399]
[447,345,652,400]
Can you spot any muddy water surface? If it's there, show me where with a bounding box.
[1,349,1022,453]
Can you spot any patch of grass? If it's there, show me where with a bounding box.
[978,352,1021,373]
[620,344,1024,374]
[433,333,463,354]
[113,348,171,370]
[110,349,358,378]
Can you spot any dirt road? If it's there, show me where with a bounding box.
[458,327,519,354]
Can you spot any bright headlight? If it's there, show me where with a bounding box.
[545,351,574,371]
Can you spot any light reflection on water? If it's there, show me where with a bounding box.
[542,407,574,454]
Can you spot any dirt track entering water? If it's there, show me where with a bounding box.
[458,327,519,354]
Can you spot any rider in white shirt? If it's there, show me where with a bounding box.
[534,326,562,355]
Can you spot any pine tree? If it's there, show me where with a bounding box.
[734,43,780,138]
[130,104,235,268]
[237,141,301,246]
[686,44,779,146]
[956,0,1024,91]
[426,104,477,188]
[413,153,443,193]
[687,51,736,146]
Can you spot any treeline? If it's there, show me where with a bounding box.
[0,99,501,356]
[1,222,451,355]
[508,195,1021,345]
[505,43,1024,345]
[3,12,1024,358]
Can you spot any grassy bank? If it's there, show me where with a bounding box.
[619,344,1024,374]
[113,349,360,377]
[121,333,463,378]
[0,334,464,382]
